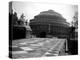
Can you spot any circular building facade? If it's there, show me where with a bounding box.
[30,10,70,38]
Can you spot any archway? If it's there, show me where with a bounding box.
[39,31,46,38]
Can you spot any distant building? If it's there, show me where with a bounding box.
[30,10,70,38]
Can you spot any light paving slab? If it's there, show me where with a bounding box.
[12,46,18,48]
[12,51,27,54]
[20,47,34,51]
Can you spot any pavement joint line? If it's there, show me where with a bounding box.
[42,39,66,56]
[42,39,60,56]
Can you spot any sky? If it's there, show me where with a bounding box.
[12,1,78,23]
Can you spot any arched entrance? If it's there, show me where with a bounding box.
[39,31,46,38]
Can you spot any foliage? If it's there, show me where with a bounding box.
[72,12,78,28]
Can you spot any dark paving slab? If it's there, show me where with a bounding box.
[12,47,23,51]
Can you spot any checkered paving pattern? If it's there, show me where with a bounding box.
[10,38,66,59]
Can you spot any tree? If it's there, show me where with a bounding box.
[25,19,28,25]
[72,12,78,28]
[18,13,25,25]
[13,12,18,25]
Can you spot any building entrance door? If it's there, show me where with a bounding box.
[39,31,46,38]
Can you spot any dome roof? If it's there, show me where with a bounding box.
[30,10,69,27]
[38,10,63,18]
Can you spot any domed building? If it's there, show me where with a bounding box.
[30,10,70,38]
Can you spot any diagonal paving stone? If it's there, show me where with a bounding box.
[20,47,34,51]
[12,46,18,48]
[12,47,23,51]
[12,51,28,54]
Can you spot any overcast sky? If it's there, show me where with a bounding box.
[12,1,78,23]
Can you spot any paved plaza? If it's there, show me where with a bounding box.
[10,38,67,59]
